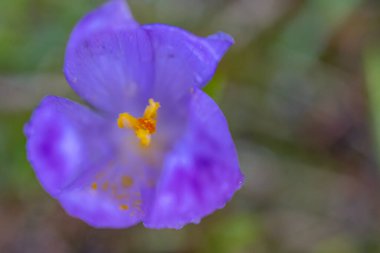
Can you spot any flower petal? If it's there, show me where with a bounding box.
[143,24,234,104]
[58,165,144,228]
[25,96,145,228]
[143,89,244,229]
[71,0,137,36]
[58,147,161,228]
[64,0,154,114]
[24,96,112,197]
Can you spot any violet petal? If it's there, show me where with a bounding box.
[64,0,153,115]
[144,89,244,229]
[143,24,234,105]
[25,96,113,197]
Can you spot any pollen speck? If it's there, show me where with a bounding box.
[102,181,109,191]
[133,199,141,207]
[122,176,134,188]
[91,182,98,190]
[119,204,129,211]
[115,193,129,200]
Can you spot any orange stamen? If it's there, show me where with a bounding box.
[117,99,160,146]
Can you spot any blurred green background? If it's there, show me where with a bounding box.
[1,0,380,252]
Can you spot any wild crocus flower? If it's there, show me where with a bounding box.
[24,0,243,229]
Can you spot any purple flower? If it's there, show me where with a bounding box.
[24,0,243,229]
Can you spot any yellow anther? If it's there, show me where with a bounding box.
[136,129,151,146]
[144,99,160,119]
[91,182,98,190]
[117,99,160,146]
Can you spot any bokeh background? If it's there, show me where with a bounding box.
[1,0,380,252]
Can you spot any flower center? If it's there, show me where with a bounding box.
[117,99,160,146]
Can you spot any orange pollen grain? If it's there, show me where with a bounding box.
[119,204,129,211]
[121,176,134,188]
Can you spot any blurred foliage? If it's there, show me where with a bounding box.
[1,0,380,252]
[365,47,380,164]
